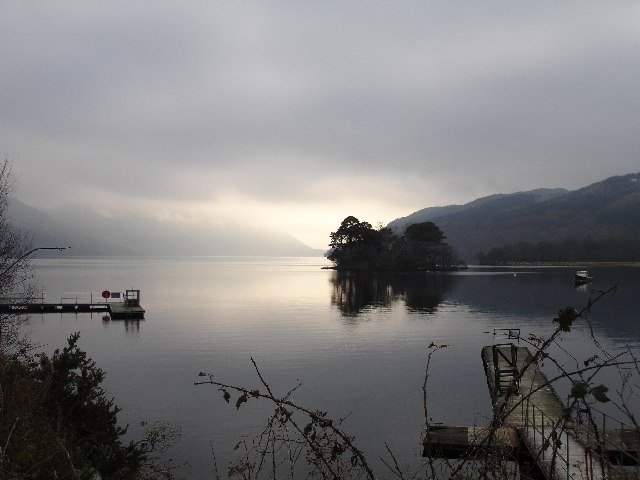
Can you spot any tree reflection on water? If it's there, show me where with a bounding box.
[330,271,458,316]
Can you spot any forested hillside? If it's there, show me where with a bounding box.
[389,173,640,262]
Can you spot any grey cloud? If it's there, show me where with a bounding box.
[2,0,639,212]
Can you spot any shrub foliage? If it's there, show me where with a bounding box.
[0,333,146,479]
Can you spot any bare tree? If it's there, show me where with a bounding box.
[0,157,36,354]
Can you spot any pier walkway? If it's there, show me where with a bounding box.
[424,344,639,480]
[0,289,145,319]
[483,344,605,480]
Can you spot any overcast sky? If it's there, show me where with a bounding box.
[2,1,639,249]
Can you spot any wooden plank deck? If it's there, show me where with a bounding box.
[481,345,566,426]
[424,345,639,479]
[109,303,145,319]
[482,345,606,480]
[424,426,640,467]
[423,426,519,458]
[576,430,640,467]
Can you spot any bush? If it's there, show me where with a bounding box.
[0,333,146,480]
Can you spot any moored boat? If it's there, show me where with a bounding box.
[573,270,594,285]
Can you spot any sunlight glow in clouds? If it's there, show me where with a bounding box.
[3,1,640,249]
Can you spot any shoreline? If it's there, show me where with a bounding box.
[479,261,640,267]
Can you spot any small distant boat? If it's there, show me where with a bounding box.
[573,270,594,285]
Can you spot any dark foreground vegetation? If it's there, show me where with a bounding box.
[0,159,176,479]
[0,332,180,479]
[1,334,146,479]
[327,216,464,271]
[477,238,640,265]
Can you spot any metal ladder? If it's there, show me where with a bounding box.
[492,343,520,395]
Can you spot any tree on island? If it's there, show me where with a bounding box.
[327,216,463,270]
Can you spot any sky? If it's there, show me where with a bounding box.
[2,1,639,249]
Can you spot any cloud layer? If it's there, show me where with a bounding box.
[2,1,639,248]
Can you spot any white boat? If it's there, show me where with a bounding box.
[573,270,594,285]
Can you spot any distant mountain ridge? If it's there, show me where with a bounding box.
[392,188,568,226]
[8,199,323,257]
[388,173,640,261]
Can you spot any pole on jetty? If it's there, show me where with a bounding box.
[0,246,69,280]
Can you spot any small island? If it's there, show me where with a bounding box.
[327,216,465,271]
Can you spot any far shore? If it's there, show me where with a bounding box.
[479,261,640,267]
[324,262,640,269]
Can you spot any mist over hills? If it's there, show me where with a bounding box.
[8,199,323,257]
[388,173,640,262]
[10,173,639,261]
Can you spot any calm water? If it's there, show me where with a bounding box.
[24,258,640,479]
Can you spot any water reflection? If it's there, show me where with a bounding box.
[331,271,458,316]
[104,318,143,334]
[25,259,640,479]
[573,283,593,294]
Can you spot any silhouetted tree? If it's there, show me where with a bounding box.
[328,217,463,271]
[327,217,387,269]
[404,222,446,243]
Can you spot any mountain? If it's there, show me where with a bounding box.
[390,188,568,228]
[7,199,323,257]
[388,174,640,261]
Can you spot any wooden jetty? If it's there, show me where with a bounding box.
[424,344,640,480]
[0,289,145,320]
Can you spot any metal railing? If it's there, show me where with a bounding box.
[518,399,640,480]
[0,292,122,304]
[58,292,128,304]
[59,292,97,304]
[521,399,573,480]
